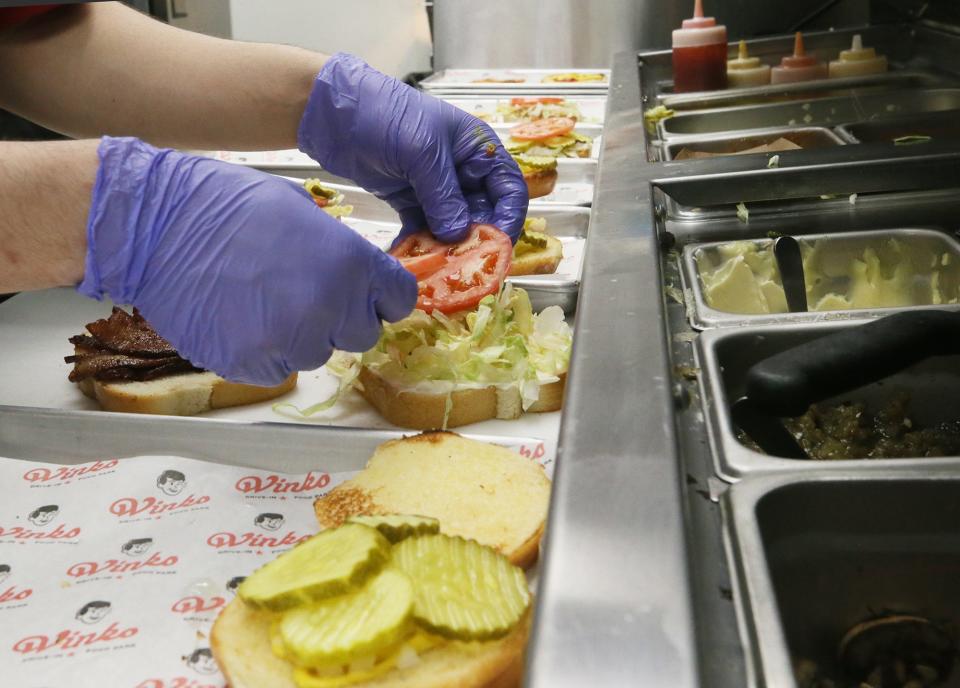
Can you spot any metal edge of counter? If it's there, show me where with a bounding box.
[525,51,701,687]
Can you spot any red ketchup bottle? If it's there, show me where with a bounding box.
[672,0,728,93]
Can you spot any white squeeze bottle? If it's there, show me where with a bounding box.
[828,34,888,78]
[727,40,771,88]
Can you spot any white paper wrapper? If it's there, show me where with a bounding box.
[0,437,547,688]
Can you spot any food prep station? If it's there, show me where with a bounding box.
[6,13,960,688]
[0,62,606,687]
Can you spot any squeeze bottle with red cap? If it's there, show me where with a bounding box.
[672,0,728,93]
[770,32,828,84]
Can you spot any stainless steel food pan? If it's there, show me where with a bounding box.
[662,127,844,161]
[682,228,960,330]
[657,70,951,112]
[658,89,960,140]
[442,95,607,127]
[0,406,542,474]
[836,108,960,144]
[724,473,960,688]
[665,184,960,225]
[696,319,960,480]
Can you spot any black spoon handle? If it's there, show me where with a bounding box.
[744,310,960,418]
[774,236,808,313]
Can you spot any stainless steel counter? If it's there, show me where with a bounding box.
[526,50,701,688]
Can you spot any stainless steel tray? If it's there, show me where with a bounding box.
[0,406,542,473]
[724,472,960,688]
[196,147,320,177]
[313,170,594,209]
[198,153,596,207]
[662,126,844,162]
[522,158,595,205]
[696,319,960,480]
[420,68,610,94]
[658,89,960,140]
[329,186,589,313]
[836,108,960,144]
[0,289,564,452]
[682,228,960,330]
[442,95,606,127]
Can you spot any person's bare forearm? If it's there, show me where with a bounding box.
[0,2,327,150]
[0,140,98,292]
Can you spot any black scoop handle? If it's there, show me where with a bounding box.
[744,310,960,418]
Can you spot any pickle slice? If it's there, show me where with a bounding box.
[279,568,414,669]
[239,524,389,611]
[346,514,440,543]
[392,534,530,641]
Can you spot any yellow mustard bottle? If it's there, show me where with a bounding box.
[727,40,771,88]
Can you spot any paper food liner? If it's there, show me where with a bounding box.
[0,437,548,688]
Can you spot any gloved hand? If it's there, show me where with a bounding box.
[79,136,416,386]
[298,53,528,244]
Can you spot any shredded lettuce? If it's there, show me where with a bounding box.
[273,351,361,418]
[496,101,584,123]
[278,286,572,418]
[643,105,674,134]
[893,135,932,145]
[302,178,354,219]
[322,204,354,218]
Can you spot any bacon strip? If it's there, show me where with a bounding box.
[65,308,201,383]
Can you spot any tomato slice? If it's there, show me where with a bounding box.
[389,225,513,314]
[509,117,576,142]
[394,252,446,280]
[390,232,447,260]
[510,97,565,107]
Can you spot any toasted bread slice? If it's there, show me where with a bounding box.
[211,597,530,688]
[523,167,558,199]
[356,367,565,431]
[509,233,563,276]
[314,432,550,569]
[77,371,297,416]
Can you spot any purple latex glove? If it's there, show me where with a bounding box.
[79,136,416,386]
[298,53,528,244]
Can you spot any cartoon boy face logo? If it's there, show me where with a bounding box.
[186,647,218,675]
[28,505,59,527]
[76,601,112,625]
[121,538,154,556]
[254,513,284,531]
[226,576,246,595]
[0,564,10,584]
[157,470,186,497]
